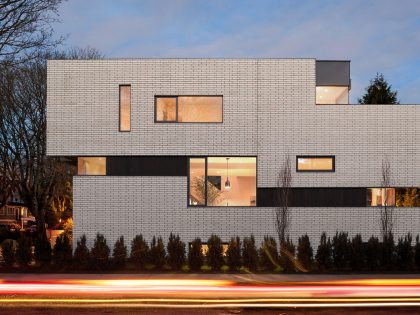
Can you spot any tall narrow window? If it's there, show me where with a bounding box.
[296,156,335,172]
[78,157,106,175]
[189,158,206,206]
[119,85,131,131]
[155,96,222,123]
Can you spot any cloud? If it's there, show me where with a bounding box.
[54,0,420,103]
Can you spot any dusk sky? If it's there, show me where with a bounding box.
[54,0,420,104]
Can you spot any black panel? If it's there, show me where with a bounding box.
[316,61,350,86]
[257,187,366,207]
[107,156,187,176]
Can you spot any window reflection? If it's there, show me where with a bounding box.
[119,85,131,131]
[189,158,206,206]
[297,156,334,172]
[367,188,396,206]
[316,86,349,104]
[156,97,177,122]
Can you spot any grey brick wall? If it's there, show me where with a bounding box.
[74,176,420,250]
[48,59,420,250]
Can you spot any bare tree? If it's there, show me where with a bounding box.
[0,0,64,65]
[0,48,102,240]
[275,155,292,243]
[380,157,394,238]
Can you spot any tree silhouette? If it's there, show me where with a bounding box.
[358,73,399,104]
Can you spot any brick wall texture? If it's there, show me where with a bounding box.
[47,59,420,249]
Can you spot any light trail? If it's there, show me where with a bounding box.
[1,277,420,308]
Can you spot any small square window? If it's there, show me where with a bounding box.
[156,97,177,122]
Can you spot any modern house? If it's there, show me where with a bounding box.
[46,59,420,248]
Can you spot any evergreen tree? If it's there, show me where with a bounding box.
[130,234,148,269]
[53,233,72,268]
[358,73,399,104]
[73,235,90,270]
[297,234,313,271]
[226,237,241,271]
[259,236,279,271]
[16,236,32,267]
[112,236,127,269]
[148,236,166,270]
[188,238,203,272]
[90,233,110,270]
[207,234,224,271]
[242,235,258,271]
[167,233,186,270]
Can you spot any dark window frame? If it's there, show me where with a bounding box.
[296,155,335,172]
[187,155,257,208]
[119,84,131,132]
[154,95,223,123]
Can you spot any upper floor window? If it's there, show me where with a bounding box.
[78,157,106,175]
[296,156,335,172]
[155,96,223,123]
[119,85,131,131]
[316,86,349,104]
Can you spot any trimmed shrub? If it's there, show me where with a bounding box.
[112,236,127,269]
[130,234,149,269]
[396,233,413,270]
[90,233,110,270]
[365,236,381,271]
[242,235,258,272]
[349,234,365,271]
[167,233,186,270]
[73,235,90,270]
[415,236,420,270]
[297,234,313,271]
[188,238,203,272]
[207,234,224,271]
[226,237,241,272]
[381,233,396,270]
[53,233,72,268]
[280,237,295,272]
[16,236,32,267]
[148,236,166,270]
[332,232,351,270]
[316,232,332,271]
[259,236,279,271]
[34,237,52,266]
[1,239,16,267]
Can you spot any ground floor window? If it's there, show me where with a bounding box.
[77,157,106,175]
[367,188,396,206]
[188,156,256,207]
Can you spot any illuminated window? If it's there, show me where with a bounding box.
[200,243,229,256]
[155,96,222,123]
[156,97,177,122]
[119,85,131,131]
[78,157,106,175]
[188,157,256,207]
[316,86,349,104]
[367,188,396,207]
[297,156,335,172]
[189,158,206,206]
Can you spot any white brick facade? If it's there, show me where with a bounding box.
[47,59,420,248]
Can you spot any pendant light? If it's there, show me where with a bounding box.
[225,158,231,189]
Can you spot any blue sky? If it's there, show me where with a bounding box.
[54,0,420,103]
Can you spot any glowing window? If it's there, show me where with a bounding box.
[297,156,335,172]
[188,157,256,207]
[367,188,396,207]
[119,85,131,131]
[156,97,177,122]
[78,157,106,175]
[155,96,222,123]
[316,86,349,104]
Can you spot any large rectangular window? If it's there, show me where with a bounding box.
[78,157,106,175]
[296,156,335,172]
[316,86,349,105]
[188,157,256,207]
[367,188,396,206]
[155,96,222,123]
[119,85,131,131]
